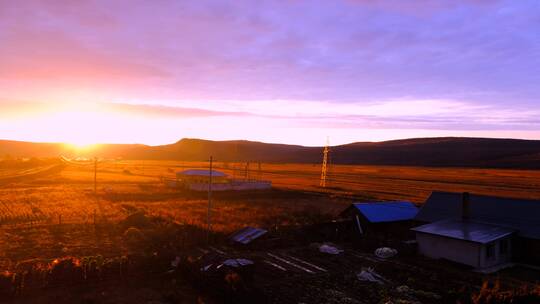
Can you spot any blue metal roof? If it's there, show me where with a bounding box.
[412,220,516,244]
[176,169,227,177]
[230,227,267,244]
[353,201,418,223]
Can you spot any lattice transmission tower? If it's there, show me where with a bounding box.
[320,137,330,188]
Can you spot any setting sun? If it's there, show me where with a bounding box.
[63,142,100,152]
[1,1,540,302]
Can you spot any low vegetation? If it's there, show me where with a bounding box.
[0,158,538,302]
[472,280,540,304]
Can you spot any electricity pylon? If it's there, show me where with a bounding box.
[320,138,330,188]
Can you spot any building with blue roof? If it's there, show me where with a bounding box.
[340,201,419,239]
[350,201,419,223]
[176,169,228,178]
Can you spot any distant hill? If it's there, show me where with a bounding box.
[2,137,540,169]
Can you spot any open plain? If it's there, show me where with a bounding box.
[0,159,539,303]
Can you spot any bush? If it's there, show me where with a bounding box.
[472,279,540,304]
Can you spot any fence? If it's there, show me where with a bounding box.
[188,180,272,191]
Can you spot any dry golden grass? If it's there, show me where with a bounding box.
[472,279,540,304]
[141,160,540,202]
[0,159,539,263]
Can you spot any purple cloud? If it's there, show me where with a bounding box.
[0,0,539,145]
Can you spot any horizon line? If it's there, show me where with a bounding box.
[1,135,538,148]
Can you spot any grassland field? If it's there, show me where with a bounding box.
[0,159,539,261]
[0,159,539,302]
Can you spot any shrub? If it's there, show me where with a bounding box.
[472,279,540,304]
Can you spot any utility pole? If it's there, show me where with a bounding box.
[207,156,213,244]
[94,157,97,194]
[320,137,330,188]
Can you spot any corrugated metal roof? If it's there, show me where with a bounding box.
[176,169,227,177]
[415,191,540,240]
[352,201,419,223]
[412,220,516,244]
[230,227,267,245]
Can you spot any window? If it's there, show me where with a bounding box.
[500,239,508,255]
[486,243,495,259]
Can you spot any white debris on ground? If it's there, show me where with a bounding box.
[219,258,254,268]
[197,255,254,272]
[357,267,387,285]
[396,285,410,293]
[319,244,344,255]
[395,285,442,301]
[200,264,213,272]
[375,247,398,259]
[170,256,181,268]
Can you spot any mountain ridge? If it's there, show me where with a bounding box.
[2,137,540,169]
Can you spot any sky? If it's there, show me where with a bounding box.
[0,0,539,146]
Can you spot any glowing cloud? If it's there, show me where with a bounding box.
[0,0,539,145]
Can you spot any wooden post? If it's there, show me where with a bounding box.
[207,156,213,244]
[94,157,97,194]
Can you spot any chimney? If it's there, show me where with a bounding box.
[462,192,470,221]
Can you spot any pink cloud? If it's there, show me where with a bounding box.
[104,102,250,118]
[0,27,169,80]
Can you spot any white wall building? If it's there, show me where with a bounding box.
[414,191,540,266]
[413,220,515,269]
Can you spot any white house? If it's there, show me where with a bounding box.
[412,191,540,268]
[176,169,228,183]
[412,219,515,268]
[174,169,271,191]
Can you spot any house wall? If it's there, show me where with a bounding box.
[338,210,417,242]
[416,232,482,267]
[478,236,513,268]
[178,176,228,183]
[355,221,416,243]
[416,232,513,268]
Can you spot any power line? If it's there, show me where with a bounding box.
[207,156,213,244]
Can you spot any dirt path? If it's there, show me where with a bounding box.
[0,163,66,186]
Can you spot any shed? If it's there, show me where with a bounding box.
[412,220,515,269]
[176,169,228,184]
[415,191,540,264]
[340,201,419,240]
[176,169,227,178]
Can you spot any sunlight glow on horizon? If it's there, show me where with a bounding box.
[1,1,539,145]
[62,142,101,153]
[2,100,540,147]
